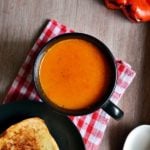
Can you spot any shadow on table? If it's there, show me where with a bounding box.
[139,23,150,123]
[106,23,150,150]
[0,20,49,103]
[108,123,133,150]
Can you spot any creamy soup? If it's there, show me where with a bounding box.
[39,39,111,110]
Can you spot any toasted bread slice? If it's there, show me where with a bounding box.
[0,117,59,150]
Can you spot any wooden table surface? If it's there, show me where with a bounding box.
[0,0,150,149]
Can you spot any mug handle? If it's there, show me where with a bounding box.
[101,100,124,120]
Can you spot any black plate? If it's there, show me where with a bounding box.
[0,100,85,150]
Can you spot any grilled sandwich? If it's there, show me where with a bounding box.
[0,117,59,150]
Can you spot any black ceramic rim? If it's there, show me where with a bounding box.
[33,33,117,116]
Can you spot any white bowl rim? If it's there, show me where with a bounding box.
[123,124,150,150]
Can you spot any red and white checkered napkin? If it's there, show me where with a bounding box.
[3,20,136,150]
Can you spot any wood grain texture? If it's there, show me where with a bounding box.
[0,0,150,149]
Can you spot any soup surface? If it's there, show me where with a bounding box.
[39,39,111,110]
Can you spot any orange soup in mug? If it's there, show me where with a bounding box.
[39,38,111,110]
[34,33,123,119]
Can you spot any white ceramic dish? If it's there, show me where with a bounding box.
[123,125,150,150]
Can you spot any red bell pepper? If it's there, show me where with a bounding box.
[122,0,150,22]
[104,0,127,9]
[104,0,150,22]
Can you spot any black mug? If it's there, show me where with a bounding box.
[33,33,124,120]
